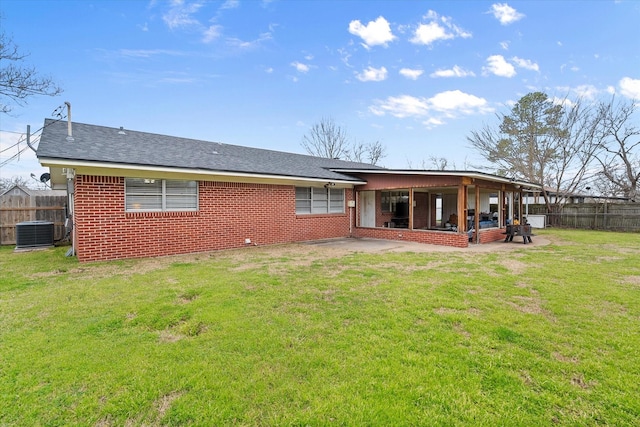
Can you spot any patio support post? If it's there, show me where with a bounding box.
[457,182,467,234]
[518,189,523,221]
[475,184,480,244]
[500,187,505,228]
[409,188,414,230]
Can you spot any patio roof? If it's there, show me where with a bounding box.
[330,169,542,191]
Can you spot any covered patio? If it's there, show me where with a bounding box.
[340,170,541,248]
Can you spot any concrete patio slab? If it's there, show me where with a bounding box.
[304,236,550,253]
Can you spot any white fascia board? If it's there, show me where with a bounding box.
[38,158,366,186]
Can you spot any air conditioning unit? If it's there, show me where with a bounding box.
[16,221,55,249]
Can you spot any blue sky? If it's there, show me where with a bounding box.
[1,0,639,185]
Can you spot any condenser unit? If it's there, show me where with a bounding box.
[15,221,55,249]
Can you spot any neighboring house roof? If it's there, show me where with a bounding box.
[0,184,66,198]
[37,119,381,183]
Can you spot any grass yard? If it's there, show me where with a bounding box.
[1,229,639,426]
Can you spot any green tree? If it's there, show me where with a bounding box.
[468,92,599,211]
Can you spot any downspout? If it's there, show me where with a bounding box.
[64,101,76,256]
[26,125,37,152]
[349,192,353,235]
[65,168,76,257]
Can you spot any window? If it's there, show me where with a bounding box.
[381,190,409,213]
[295,187,344,214]
[125,178,198,211]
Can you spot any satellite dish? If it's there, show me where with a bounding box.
[40,173,51,183]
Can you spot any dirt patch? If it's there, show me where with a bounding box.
[158,330,185,343]
[520,370,535,386]
[505,286,557,323]
[553,351,579,364]
[453,322,471,339]
[570,374,597,389]
[622,276,640,286]
[602,244,640,255]
[155,391,184,418]
[507,296,546,315]
[499,258,529,275]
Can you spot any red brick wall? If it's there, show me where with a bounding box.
[354,227,469,248]
[74,175,353,262]
[478,227,507,244]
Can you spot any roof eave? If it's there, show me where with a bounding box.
[38,158,368,186]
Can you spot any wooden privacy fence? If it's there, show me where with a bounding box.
[525,203,640,231]
[0,187,67,245]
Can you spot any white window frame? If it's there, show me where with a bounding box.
[295,187,344,214]
[125,178,198,212]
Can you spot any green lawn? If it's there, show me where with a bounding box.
[1,229,639,426]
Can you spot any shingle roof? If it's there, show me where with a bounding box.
[37,119,383,182]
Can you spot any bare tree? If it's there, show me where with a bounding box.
[347,140,386,165]
[0,29,62,114]
[428,156,450,171]
[0,175,31,193]
[468,92,600,212]
[301,117,386,165]
[301,117,350,159]
[592,98,639,201]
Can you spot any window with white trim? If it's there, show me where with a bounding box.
[125,178,198,212]
[295,187,344,214]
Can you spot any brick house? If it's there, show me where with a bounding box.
[37,119,540,262]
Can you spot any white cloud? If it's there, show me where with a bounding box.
[162,1,204,30]
[555,84,600,100]
[370,95,429,118]
[551,96,576,108]
[399,68,424,80]
[511,56,539,72]
[202,25,222,43]
[411,22,451,45]
[227,31,273,50]
[117,49,187,58]
[410,10,471,46]
[483,55,516,77]
[369,90,492,126]
[572,84,599,99]
[356,66,388,82]
[423,117,445,127]
[348,16,396,48]
[429,90,492,114]
[430,65,475,78]
[221,0,239,9]
[291,61,310,73]
[489,3,525,25]
[619,77,640,99]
